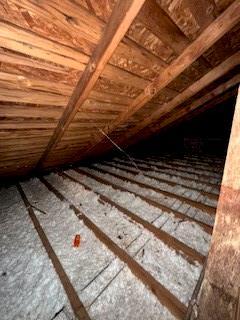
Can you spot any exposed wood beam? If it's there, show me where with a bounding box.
[150,76,240,133]
[196,86,240,319]
[128,75,240,147]
[78,0,240,159]
[35,0,146,168]
[137,0,189,54]
[111,52,240,147]
[79,75,239,160]
[178,89,237,123]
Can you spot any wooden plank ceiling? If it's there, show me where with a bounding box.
[0,0,240,178]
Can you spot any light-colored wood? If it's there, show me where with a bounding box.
[196,86,240,320]
[79,1,240,159]
[0,71,73,95]
[143,75,240,142]
[0,0,239,177]
[36,0,146,167]
[0,48,67,73]
[0,105,64,119]
[0,88,68,106]
[113,52,240,146]
[2,1,159,87]
[157,0,216,41]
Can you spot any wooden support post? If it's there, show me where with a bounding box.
[195,86,240,320]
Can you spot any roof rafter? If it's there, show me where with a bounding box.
[107,51,240,147]
[128,75,240,147]
[83,75,239,158]
[35,0,146,168]
[78,0,240,159]
[165,88,238,131]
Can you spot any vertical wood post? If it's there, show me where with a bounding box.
[196,86,240,319]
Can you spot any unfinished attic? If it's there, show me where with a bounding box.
[0,0,240,319]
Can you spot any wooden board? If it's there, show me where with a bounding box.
[0,0,239,177]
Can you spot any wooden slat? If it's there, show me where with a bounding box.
[137,0,189,54]
[0,88,68,106]
[0,130,53,143]
[78,1,240,159]
[0,121,57,130]
[150,76,240,133]
[157,0,216,41]
[76,168,213,234]
[89,51,240,151]
[109,159,219,200]
[36,0,146,168]
[92,164,216,215]
[61,171,205,265]
[134,75,240,145]
[0,48,67,73]
[17,184,91,320]
[40,176,187,319]
[0,20,88,69]
[0,105,64,119]
[0,71,73,95]
[81,99,127,112]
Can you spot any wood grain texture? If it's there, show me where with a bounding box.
[0,0,239,177]
[75,1,240,160]
[36,0,146,168]
[112,52,240,146]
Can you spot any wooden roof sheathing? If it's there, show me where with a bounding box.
[0,0,239,177]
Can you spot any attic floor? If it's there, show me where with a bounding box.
[0,154,224,320]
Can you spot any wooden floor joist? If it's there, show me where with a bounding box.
[60,171,205,265]
[154,157,222,173]
[145,157,222,177]
[39,176,187,319]
[75,168,213,234]
[185,260,207,320]
[114,158,221,182]
[130,158,221,189]
[108,160,219,201]
[17,183,91,320]
[112,158,220,194]
[91,165,217,216]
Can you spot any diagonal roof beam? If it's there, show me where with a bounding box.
[127,74,240,147]
[79,0,240,159]
[83,75,239,159]
[162,88,238,131]
[36,0,146,168]
[108,51,240,147]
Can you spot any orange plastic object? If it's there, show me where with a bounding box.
[73,234,81,247]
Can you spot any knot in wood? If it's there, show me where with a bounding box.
[89,62,96,72]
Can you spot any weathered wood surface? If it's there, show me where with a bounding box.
[76,1,240,160]
[195,86,240,320]
[35,0,146,168]
[0,0,239,176]
[107,52,240,148]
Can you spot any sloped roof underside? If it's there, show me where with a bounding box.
[0,0,240,178]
